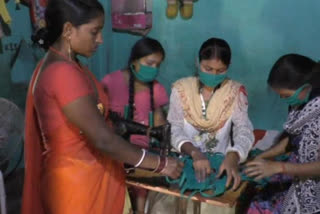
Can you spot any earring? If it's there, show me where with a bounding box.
[68,37,72,60]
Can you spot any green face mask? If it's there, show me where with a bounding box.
[198,70,227,87]
[131,64,158,83]
[282,84,312,106]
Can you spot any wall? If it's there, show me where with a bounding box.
[0,0,111,109]
[106,0,320,130]
[1,0,320,130]
[0,1,33,109]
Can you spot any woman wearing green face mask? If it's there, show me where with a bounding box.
[101,37,170,214]
[149,38,254,213]
[245,54,320,214]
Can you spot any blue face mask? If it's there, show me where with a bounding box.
[282,84,312,106]
[131,64,158,83]
[198,70,227,87]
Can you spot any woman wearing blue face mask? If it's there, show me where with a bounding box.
[245,54,320,214]
[148,37,254,213]
[101,37,169,214]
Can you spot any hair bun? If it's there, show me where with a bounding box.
[31,27,50,49]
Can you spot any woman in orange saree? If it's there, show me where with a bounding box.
[22,1,183,214]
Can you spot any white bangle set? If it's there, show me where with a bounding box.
[134,149,146,168]
[160,157,169,173]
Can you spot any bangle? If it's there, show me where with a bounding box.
[134,149,146,168]
[154,156,167,173]
[281,162,286,174]
[152,156,161,172]
[159,157,169,173]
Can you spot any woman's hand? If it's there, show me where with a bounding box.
[191,150,212,182]
[245,159,282,180]
[160,157,184,179]
[217,152,241,191]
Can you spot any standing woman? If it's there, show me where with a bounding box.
[245,54,320,214]
[22,1,183,214]
[101,37,168,214]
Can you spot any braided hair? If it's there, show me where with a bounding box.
[128,67,135,120]
[127,37,165,121]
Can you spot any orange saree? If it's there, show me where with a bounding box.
[22,61,126,214]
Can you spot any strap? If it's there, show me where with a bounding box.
[230,122,234,147]
[30,58,49,148]
[199,185,216,198]
[165,176,180,184]
[199,93,207,119]
[32,54,48,95]
[32,68,42,95]
[199,87,216,119]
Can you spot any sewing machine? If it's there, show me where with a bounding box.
[108,110,171,156]
[109,111,249,214]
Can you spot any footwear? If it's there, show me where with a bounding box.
[166,0,178,19]
[180,0,193,19]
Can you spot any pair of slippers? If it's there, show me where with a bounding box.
[166,0,194,19]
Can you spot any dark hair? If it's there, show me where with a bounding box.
[128,37,165,66]
[127,37,165,122]
[268,54,320,90]
[32,0,104,49]
[198,38,231,66]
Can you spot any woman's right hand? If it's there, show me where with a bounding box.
[160,157,184,179]
[191,150,212,182]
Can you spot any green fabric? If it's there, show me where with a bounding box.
[166,150,289,199]
[149,111,154,127]
[150,138,160,148]
[248,149,289,161]
[282,83,311,106]
[198,70,228,88]
[124,105,130,120]
[131,64,159,83]
[166,153,228,198]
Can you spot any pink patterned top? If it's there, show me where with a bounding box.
[101,70,169,148]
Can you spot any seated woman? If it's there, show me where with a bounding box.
[101,37,169,214]
[169,37,254,187]
[153,37,254,213]
[245,54,320,214]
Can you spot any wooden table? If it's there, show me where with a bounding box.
[126,169,248,213]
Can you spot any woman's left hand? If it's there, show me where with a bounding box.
[217,152,241,191]
[245,159,282,180]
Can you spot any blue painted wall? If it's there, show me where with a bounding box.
[105,0,320,130]
[1,0,320,130]
[0,1,32,109]
[0,0,109,109]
